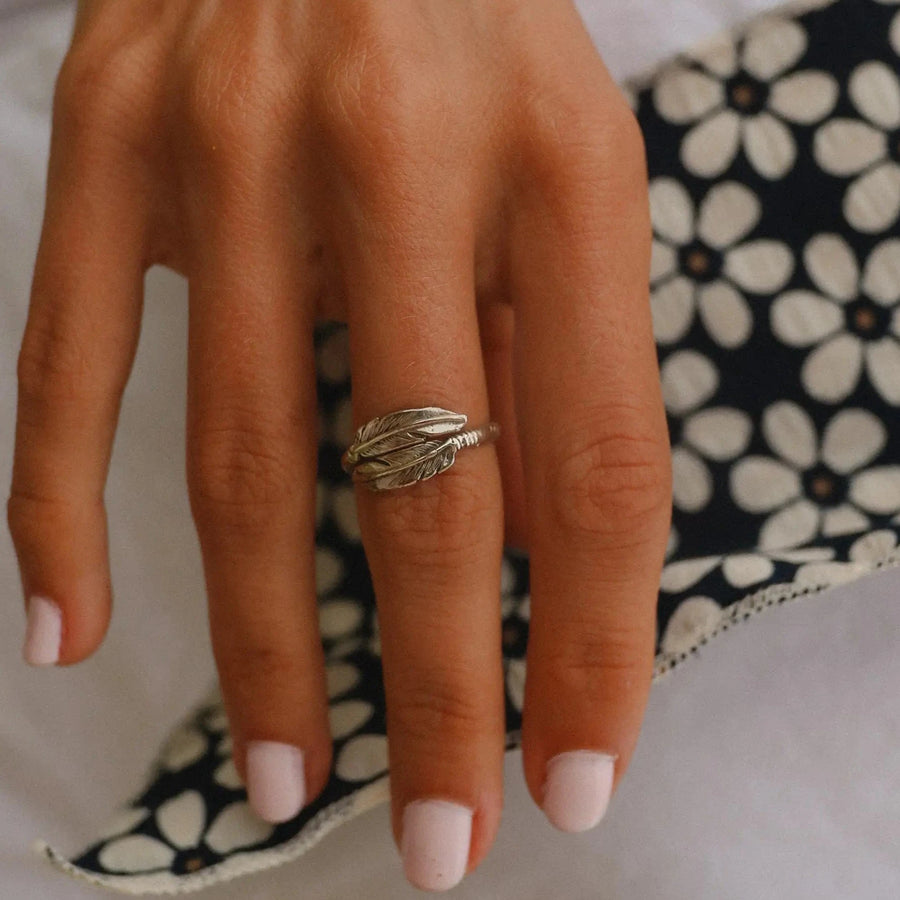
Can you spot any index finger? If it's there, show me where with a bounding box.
[509,71,672,829]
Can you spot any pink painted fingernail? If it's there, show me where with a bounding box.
[23,595,62,666]
[541,750,617,833]
[401,798,473,892]
[245,741,306,823]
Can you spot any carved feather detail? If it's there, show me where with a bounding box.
[348,408,467,464]
[353,438,459,491]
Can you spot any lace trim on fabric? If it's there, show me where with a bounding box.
[34,545,900,895]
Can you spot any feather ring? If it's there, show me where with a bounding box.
[342,407,467,473]
[353,438,460,491]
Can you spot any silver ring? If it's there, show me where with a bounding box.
[341,406,500,492]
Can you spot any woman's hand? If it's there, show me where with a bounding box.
[7,0,671,890]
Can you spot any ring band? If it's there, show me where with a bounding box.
[341,406,500,492]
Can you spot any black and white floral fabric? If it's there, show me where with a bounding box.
[39,0,900,892]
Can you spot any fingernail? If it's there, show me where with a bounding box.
[23,595,62,666]
[401,798,473,892]
[541,750,617,833]
[245,741,306,823]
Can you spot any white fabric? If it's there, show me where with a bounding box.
[0,0,785,82]
[573,0,781,82]
[2,2,899,899]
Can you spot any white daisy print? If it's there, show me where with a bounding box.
[665,524,680,561]
[158,725,208,772]
[654,16,838,179]
[650,178,794,347]
[97,793,273,874]
[660,545,835,594]
[792,528,900,587]
[730,401,900,550]
[506,657,527,713]
[660,595,722,657]
[814,60,900,233]
[771,235,900,404]
[874,0,900,56]
[501,592,530,625]
[661,350,753,513]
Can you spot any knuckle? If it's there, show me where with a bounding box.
[16,315,97,411]
[216,642,299,702]
[519,80,646,201]
[601,104,648,189]
[545,408,672,545]
[315,36,441,167]
[53,41,153,143]
[180,43,297,156]
[390,671,485,745]
[186,412,298,536]
[7,489,72,546]
[550,622,653,695]
[364,465,497,565]
[520,82,595,165]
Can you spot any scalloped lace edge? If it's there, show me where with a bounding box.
[34,544,900,895]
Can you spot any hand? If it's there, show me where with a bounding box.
[7,0,671,891]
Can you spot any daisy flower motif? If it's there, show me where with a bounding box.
[814,61,900,233]
[659,594,729,658]
[650,178,794,347]
[96,792,273,875]
[506,657,527,713]
[874,0,900,56]
[791,528,900,587]
[660,350,753,513]
[654,16,838,179]
[771,235,900,404]
[665,524,680,561]
[730,401,900,550]
[659,545,835,594]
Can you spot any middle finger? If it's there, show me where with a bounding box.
[333,151,506,892]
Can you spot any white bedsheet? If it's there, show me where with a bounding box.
[2,2,899,898]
